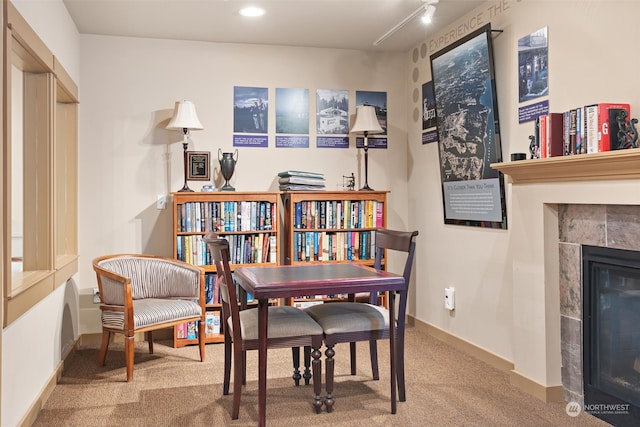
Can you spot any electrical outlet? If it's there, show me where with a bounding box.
[444,287,455,310]
[93,288,100,304]
[156,194,166,209]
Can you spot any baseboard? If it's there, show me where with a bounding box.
[18,338,79,427]
[509,370,564,402]
[407,315,563,403]
[21,328,178,426]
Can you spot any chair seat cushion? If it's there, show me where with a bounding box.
[102,298,202,330]
[233,306,323,341]
[304,302,389,335]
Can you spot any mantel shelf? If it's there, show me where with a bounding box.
[490,148,640,184]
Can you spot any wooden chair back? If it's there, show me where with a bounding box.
[371,228,419,305]
[204,235,242,346]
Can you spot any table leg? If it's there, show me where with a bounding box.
[258,298,268,427]
[388,291,397,414]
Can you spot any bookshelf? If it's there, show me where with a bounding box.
[171,191,281,347]
[281,190,388,306]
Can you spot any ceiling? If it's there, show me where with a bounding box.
[62,0,484,52]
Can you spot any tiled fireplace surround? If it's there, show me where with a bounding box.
[558,204,640,405]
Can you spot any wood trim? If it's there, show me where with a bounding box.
[53,57,78,102]
[17,337,77,427]
[490,148,640,184]
[6,2,54,72]
[408,315,513,373]
[408,315,565,402]
[5,273,54,324]
[53,256,78,288]
[509,370,564,403]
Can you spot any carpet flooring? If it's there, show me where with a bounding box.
[33,326,612,426]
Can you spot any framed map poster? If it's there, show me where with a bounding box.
[429,23,507,229]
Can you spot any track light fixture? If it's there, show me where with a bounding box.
[373,0,439,46]
[421,5,436,24]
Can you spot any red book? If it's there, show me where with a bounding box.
[547,113,564,157]
[538,114,548,158]
[597,103,631,151]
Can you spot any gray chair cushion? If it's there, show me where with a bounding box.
[102,298,202,330]
[304,302,389,335]
[230,306,323,341]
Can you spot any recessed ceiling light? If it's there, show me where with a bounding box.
[239,6,265,17]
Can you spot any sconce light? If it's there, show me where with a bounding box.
[167,101,204,192]
[350,105,383,191]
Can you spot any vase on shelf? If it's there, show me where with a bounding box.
[219,148,238,191]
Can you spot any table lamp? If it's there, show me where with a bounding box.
[350,105,383,191]
[167,100,204,192]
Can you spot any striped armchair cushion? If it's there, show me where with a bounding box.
[102,298,202,330]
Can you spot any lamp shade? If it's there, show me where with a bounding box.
[350,105,383,134]
[167,100,204,130]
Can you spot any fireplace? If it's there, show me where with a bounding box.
[582,244,640,426]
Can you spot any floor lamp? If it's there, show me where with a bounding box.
[350,105,383,191]
[167,101,204,192]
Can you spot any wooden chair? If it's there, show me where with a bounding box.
[92,254,206,382]
[204,234,324,419]
[298,228,418,406]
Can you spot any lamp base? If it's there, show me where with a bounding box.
[178,185,194,192]
[359,184,374,191]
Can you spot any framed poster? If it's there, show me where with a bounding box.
[429,23,507,229]
[187,151,210,181]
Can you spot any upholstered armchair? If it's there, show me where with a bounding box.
[92,254,206,381]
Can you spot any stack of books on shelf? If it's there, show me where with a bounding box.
[278,170,325,191]
[532,102,635,158]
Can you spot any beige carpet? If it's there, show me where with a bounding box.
[33,327,611,426]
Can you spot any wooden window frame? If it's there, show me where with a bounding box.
[2,3,79,326]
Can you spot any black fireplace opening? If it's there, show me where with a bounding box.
[583,245,640,426]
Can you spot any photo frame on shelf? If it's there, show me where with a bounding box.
[187,151,210,181]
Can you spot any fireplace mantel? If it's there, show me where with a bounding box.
[490,148,640,184]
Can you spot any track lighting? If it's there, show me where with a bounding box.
[373,0,438,46]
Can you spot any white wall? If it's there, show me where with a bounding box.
[76,36,410,333]
[2,2,80,426]
[406,0,640,389]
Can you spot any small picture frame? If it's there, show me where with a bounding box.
[187,151,210,181]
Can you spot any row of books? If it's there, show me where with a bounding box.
[176,311,221,340]
[533,103,632,158]
[176,201,276,233]
[292,230,377,262]
[278,170,325,191]
[294,199,383,230]
[176,233,277,266]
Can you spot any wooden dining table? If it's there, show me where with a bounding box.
[233,262,406,427]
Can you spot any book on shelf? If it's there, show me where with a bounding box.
[205,311,221,337]
[186,321,197,340]
[278,175,326,186]
[205,312,215,337]
[598,103,631,151]
[278,170,325,179]
[176,322,187,339]
[547,112,565,157]
[567,109,577,155]
[575,107,583,154]
[584,104,599,153]
[279,184,326,191]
